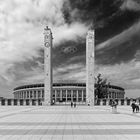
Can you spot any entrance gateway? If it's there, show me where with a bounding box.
[44,26,94,105]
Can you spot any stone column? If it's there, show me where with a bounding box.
[32,91,34,99]
[24,91,27,99]
[41,90,43,100]
[17,92,19,99]
[19,92,21,99]
[34,91,36,99]
[21,92,23,99]
[86,30,95,106]
[82,90,84,102]
[77,90,78,102]
[23,92,25,99]
[22,92,23,99]
[44,26,53,105]
[66,90,68,103]
[55,90,57,103]
[71,90,73,102]
[60,90,62,101]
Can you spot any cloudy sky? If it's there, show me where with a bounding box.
[0,0,140,98]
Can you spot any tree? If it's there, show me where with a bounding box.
[95,73,110,99]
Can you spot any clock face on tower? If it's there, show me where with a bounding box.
[45,42,50,48]
[46,30,50,35]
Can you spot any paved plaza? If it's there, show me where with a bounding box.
[0,106,140,140]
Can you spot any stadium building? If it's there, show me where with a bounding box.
[13,82,125,105]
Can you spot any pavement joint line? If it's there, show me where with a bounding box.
[121,112,140,119]
[0,129,140,135]
[0,107,42,119]
[39,108,58,140]
[0,106,140,139]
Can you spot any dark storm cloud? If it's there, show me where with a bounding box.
[52,39,86,69]
[34,0,140,75]
[61,0,140,66]
[96,21,140,65]
[96,10,140,43]
[63,0,122,24]
[63,0,140,37]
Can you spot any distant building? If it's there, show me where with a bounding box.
[13,82,125,104]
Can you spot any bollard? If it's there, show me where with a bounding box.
[29,100,32,106]
[118,100,121,106]
[23,100,26,106]
[17,100,20,106]
[106,100,109,106]
[124,100,127,106]
[100,100,103,106]
[11,100,14,106]
[36,100,39,106]
[5,100,8,106]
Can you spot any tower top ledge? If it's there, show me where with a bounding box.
[44,26,51,31]
[44,26,52,36]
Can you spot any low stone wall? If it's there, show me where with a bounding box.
[95,99,139,106]
[0,99,43,106]
[0,99,139,106]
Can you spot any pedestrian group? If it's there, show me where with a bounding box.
[131,101,139,113]
[71,102,76,108]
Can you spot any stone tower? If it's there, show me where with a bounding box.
[86,30,95,105]
[44,26,53,105]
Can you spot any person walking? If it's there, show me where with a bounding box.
[111,100,117,113]
[131,101,136,113]
[71,102,73,108]
[74,102,76,108]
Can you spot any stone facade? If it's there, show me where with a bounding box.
[86,30,95,105]
[44,26,53,105]
[13,83,125,105]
